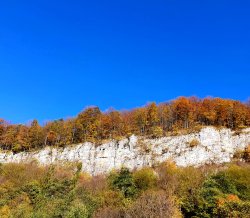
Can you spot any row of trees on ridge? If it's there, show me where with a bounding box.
[0,97,249,152]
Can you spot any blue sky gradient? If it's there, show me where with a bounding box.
[0,0,249,124]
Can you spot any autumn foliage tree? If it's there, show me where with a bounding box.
[75,107,101,142]
[27,120,44,149]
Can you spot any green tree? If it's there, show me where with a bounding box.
[108,167,138,198]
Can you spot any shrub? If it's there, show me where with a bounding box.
[133,167,157,191]
[243,145,250,162]
[23,181,42,205]
[156,161,179,193]
[232,146,250,163]
[98,190,125,208]
[188,139,200,148]
[65,200,90,218]
[10,202,33,218]
[226,164,250,200]
[233,149,245,160]
[217,200,250,218]
[0,205,11,218]
[108,167,138,198]
[165,166,208,217]
[35,198,67,218]
[190,171,243,217]
[79,175,107,195]
[137,139,152,154]
[210,172,239,194]
[94,206,124,218]
[125,190,182,218]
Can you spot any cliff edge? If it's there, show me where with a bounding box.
[0,127,249,175]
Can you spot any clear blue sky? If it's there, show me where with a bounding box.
[0,0,249,124]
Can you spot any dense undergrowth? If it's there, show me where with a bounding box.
[0,161,250,218]
[0,97,249,153]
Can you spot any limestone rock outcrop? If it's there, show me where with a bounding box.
[0,127,249,175]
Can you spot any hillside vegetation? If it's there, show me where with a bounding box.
[0,162,250,218]
[0,97,250,153]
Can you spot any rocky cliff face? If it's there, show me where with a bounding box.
[0,127,249,175]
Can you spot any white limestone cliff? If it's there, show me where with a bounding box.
[0,127,249,175]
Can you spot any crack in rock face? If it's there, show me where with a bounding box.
[0,127,249,175]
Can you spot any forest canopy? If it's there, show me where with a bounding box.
[0,162,250,218]
[0,97,249,152]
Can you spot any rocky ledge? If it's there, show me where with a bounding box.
[0,127,249,175]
